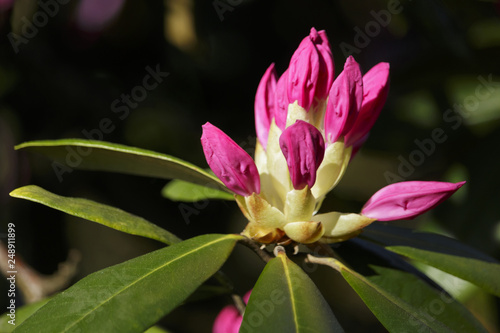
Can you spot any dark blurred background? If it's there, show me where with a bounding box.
[1,0,500,332]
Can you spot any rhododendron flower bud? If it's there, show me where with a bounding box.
[345,62,390,147]
[213,291,251,333]
[279,120,325,190]
[288,27,334,111]
[362,181,466,221]
[274,69,289,130]
[324,56,363,144]
[201,123,260,196]
[255,63,277,149]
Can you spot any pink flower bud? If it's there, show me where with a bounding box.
[288,28,335,111]
[274,69,289,131]
[212,291,251,333]
[255,63,277,149]
[279,120,325,190]
[324,56,363,144]
[362,181,466,221]
[345,62,390,147]
[201,123,260,196]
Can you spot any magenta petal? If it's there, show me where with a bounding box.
[279,120,325,190]
[201,123,260,196]
[324,56,363,144]
[345,62,390,147]
[314,30,335,101]
[212,305,242,333]
[255,63,278,149]
[362,181,466,221]
[274,69,289,130]
[287,28,334,111]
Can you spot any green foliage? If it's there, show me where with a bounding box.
[162,179,234,202]
[240,253,343,333]
[15,139,228,192]
[10,185,180,245]
[12,234,241,333]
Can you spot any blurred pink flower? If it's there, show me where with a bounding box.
[75,0,126,33]
[213,291,251,333]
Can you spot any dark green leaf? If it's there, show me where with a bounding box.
[162,179,234,202]
[387,246,500,298]
[15,139,228,192]
[361,224,500,297]
[10,185,180,245]
[368,266,487,333]
[240,253,343,333]
[13,234,242,333]
[308,256,482,333]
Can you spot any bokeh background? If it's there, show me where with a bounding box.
[1,0,500,332]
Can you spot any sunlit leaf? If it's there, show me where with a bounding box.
[361,223,500,297]
[387,246,500,298]
[0,298,50,332]
[15,139,228,192]
[13,234,242,333]
[10,185,180,245]
[240,253,343,333]
[308,256,487,332]
[162,179,234,202]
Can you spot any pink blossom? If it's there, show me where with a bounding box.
[274,69,289,130]
[287,28,335,111]
[279,120,325,190]
[201,123,260,196]
[213,291,251,333]
[362,181,466,221]
[324,56,363,144]
[254,63,277,149]
[345,62,390,147]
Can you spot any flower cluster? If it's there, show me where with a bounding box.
[201,28,464,245]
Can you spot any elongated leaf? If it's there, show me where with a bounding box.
[309,256,480,333]
[15,139,228,192]
[0,298,50,332]
[387,246,500,298]
[162,179,234,202]
[368,266,487,333]
[240,253,343,333]
[362,223,497,262]
[361,223,500,297]
[0,299,170,333]
[13,234,242,333]
[10,185,180,245]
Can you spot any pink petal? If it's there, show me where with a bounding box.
[287,28,334,111]
[212,291,251,333]
[212,305,242,333]
[324,56,363,144]
[314,30,335,101]
[362,181,466,221]
[274,69,289,130]
[255,63,277,149]
[279,120,325,190]
[201,123,260,196]
[345,62,390,147]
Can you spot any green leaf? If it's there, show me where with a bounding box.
[368,266,487,333]
[361,224,500,297]
[10,185,181,245]
[162,179,234,202]
[15,139,228,192]
[0,298,50,332]
[387,246,500,298]
[13,234,242,333]
[308,256,481,333]
[240,253,343,333]
[362,223,497,262]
